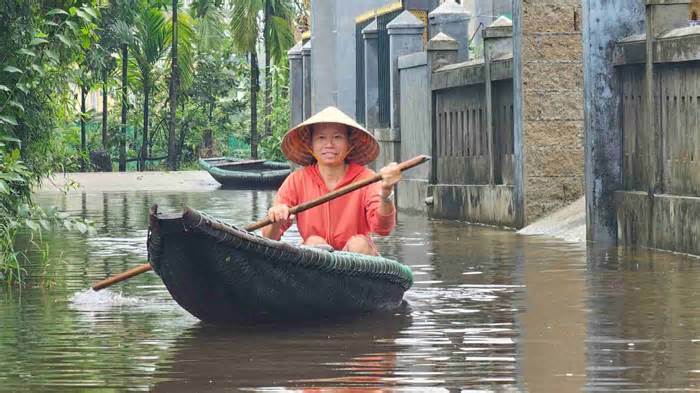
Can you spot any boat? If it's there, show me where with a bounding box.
[198,157,291,188]
[147,205,413,324]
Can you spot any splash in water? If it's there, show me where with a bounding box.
[69,288,146,311]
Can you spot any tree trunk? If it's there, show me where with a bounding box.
[140,81,149,171]
[167,0,179,171]
[102,69,108,149]
[263,4,272,138]
[119,44,128,172]
[80,85,87,172]
[250,51,259,159]
[203,102,214,157]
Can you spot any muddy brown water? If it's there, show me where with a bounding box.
[1,188,699,391]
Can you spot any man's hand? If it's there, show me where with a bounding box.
[379,162,400,198]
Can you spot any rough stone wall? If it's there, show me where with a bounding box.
[520,0,585,224]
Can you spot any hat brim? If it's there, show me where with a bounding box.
[281,107,380,166]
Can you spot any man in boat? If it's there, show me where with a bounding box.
[261,106,400,256]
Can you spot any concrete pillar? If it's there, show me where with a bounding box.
[427,33,458,184]
[483,16,512,185]
[581,1,645,243]
[428,0,471,61]
[301,40,312,119]
[288,41,304,127]
[387,11,425,132]
[513,1,585,228]
[644,1,691,193]
[363,19,380,130]
[426,32,459,72]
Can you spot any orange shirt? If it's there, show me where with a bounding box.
[273,163,396,250]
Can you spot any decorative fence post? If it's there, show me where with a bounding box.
[363,19,380,130]
[428,0,471,61]
[426,32,458,184]
[387,11,425,133]
[483,17,512,185]
[288,41,304,127]
[302,40,312,119]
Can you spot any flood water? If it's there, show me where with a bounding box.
[1,188,700,391]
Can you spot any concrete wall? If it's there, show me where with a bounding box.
[398,53,432,211]
[310,0,396,115]
[581,0,646,244]
[428,56,515,226]
[614,22,700,256]
[513,0,585,227]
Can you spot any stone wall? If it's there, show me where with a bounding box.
[513,0,585,226]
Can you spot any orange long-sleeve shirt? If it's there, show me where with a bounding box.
[272,163,396,250]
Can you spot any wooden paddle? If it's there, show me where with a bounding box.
[91,155,430,291]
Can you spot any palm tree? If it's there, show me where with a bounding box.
[192,4,227,156]
[109,0,138,171]
[165,0,195,170]
[231,0,263,159]
[166,0,180,170]
[231,0,294,158]
[262,0,294,137]
[131,6,167,171]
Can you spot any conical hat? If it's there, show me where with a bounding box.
[281,106,380,166]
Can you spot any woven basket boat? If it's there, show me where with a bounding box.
[199,157,291,189]
[148,206,413,324]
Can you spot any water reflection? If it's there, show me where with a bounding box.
[153,311,412,391]
[0,189,697,390]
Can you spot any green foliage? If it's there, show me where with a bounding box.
[259,64,290,161]
[0,2,100,285]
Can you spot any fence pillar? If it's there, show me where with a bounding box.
[301,40,312,119]
[428,0,471,61]
[363,19,381,130]
[483,16,512,185]
[288,41,304,127]
[644,1,691,193]
[426,33,458,184]
[387,11,425,133]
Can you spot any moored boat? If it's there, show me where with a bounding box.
[199,157,291,188]
[147,205,413,324]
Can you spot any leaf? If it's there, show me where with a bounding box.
[55,33,71,48]
[64,20,78,33]
[0,85,10,93]
[44,49,59,63]
[47,8,69,16]
[8,101,24,112]
[30,64,43,75]
[0,180,8,194]
[25,219,39,232]
[75,222,87,234]
[29,37,49,46]
[0,135,20,143]
[3,66,22,74]
[0,115,18,126]
[17,48,36,57]
[83,6,97,20]
[15,84,28,94]
[76,9,91,23]
[62,220,72,231]
[39,219,51,231]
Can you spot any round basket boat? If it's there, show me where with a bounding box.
[199,157,291,189]
[148,205,413,324]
